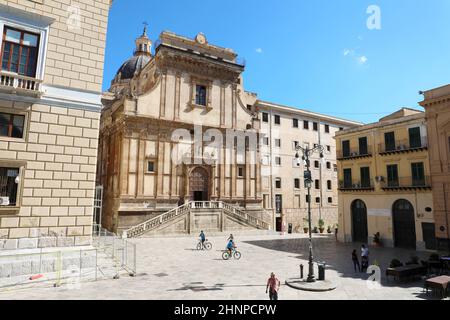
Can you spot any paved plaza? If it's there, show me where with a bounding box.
[0,234,447,300]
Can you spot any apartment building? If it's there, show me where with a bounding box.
[258,101,361,232]
[0,0,111,249]
[336,108,435,251]
[420,84,450,251]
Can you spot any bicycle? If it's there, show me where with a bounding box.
[197,239,212,251]
[222,247,242,260]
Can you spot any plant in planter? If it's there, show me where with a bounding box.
[372,232,382,247]
[390,259,403,268]
[303,218,310,234]
[313,226,319,234]
[327,226,332,234]
[405,256,420,265]
[318,219,325,233]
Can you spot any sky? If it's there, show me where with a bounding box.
[103,0,450,124]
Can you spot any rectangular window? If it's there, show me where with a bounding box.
[315,180,320,189]
[306,195,310,203]
[360,167,371,188]
[0,167,19,206]
[303,121,309,130]
[327,180,332,190]
[411,162,425,186]
[275,156,281,166]
[342,140,350,158]
[275,139,281,148]
[359,137,368,155]
[328,197,333,204]
[274,115,281,125]
[294,178,300,189]
[262,112,269,123]
[313,122,318,131]
[293,118,299,128]
[293,141,299,150]
[409,127,422,149]
[195,85,207,106]
[343,169,352,188]
[326,145,331,152]
[263,137,269,146]
[147,161,155,173]
[314,161,320,168]
[275,178,281,189]
[315,197,320,204]
[0,112,25,138]
[326,162,331,170]
[324,124,330,133]
[1,27,40,77]
[387,165,399,187]
[238,166,245,178]
[384,132,396,152]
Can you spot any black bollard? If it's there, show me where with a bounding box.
[300,264,304,279]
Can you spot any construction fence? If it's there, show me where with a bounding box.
[0,224,136,290]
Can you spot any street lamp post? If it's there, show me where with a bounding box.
[295,144,324,283]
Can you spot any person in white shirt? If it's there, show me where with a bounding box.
[361,245,369,271]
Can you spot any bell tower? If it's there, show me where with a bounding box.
[134,23,152,56]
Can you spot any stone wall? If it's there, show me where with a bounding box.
[282,207,338,233]
[0,102,100,249]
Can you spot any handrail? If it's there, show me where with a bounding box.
[124,201,270,238]
[0,71,43,93]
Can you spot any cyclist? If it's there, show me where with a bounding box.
[226,239,235,256]
[199,230,206,248]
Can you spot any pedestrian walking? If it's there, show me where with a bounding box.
[361,245,369,272]
[352,249,361,272]
[266,273,280,301]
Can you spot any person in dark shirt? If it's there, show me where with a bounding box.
[352,249,361,272]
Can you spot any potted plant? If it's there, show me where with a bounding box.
[318,219,325,233]
[389,259,403,268]
[327,226,332,234]
[303,218,309,234]
[372,232,382,247]
[313,226,319,234]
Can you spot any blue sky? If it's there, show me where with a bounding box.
[103,0,450,124]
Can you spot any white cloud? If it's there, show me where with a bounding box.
[255,48,263,54]
[358,56,368,64]
[343,49,353,56]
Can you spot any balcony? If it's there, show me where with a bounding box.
[378,138,428,155]
[380,176,432,191]
[338,180,375,192]
[0,72,43,97]
[337,146,373,161]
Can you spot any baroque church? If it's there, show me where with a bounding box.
[98,28,269,236]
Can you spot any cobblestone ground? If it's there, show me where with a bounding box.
[0,234,447,300]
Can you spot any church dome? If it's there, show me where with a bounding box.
[114,25,153,81]
[116,54,151,80]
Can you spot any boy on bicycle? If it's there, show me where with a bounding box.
[226,239,235,256]
[199,231,206,247]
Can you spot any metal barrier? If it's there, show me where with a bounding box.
[92,224,137,277]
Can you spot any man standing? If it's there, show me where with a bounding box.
[361,245,369,272]
[266,273,281,301]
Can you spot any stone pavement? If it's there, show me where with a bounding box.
[0,234,447,300]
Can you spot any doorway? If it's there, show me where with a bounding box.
[351,199,368,243]
[189,167,209,202]
[393,199,416,249]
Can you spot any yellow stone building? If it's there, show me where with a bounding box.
[0,0,111,249]
[336,108,435,250]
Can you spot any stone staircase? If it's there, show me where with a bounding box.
[123,201,271,238]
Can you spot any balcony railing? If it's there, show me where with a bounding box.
[0,71,43,96]
[378,138,428,155]
[339,180,375,191]
[337,146,373,160]
[380,176,432,190]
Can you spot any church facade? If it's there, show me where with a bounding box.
[98,29,264,234]
[98,29,360,235]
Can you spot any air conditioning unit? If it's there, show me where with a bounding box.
[0,197,10,206]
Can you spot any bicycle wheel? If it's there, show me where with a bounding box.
[234,251,242,260]
[204,242,212,251]
[222,251,230,260]
[196,242,202,251]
